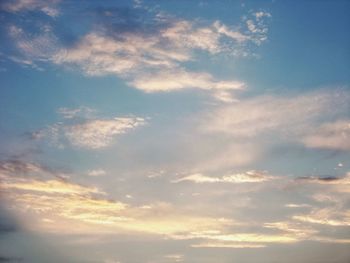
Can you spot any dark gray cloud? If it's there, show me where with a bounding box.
[296,175,342,183]
[0,256,22,262]
[0,206,19,236]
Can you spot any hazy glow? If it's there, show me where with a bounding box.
[0,0,349,262]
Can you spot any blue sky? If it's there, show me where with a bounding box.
[0,0,350,262]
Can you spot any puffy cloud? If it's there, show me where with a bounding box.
[173,170,274,183]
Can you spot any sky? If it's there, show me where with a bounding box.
[0,0,350,262]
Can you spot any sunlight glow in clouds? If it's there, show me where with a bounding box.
[0,0,349,262]
[173,170,274,183]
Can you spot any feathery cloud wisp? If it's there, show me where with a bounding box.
[173,170,274,183]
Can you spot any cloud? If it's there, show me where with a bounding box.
[302,120,350,150]
[295,173,350,193]
[199,89,350,148]
[0,159,128,228]
[0,159,66,180]
[7,7,270,101]
[1,178,102,195]
[293,208,350,226]
[0,159,103,195]
[51,21,248,101]
[173,231,300,247]
[87,169,106,177]
[2,160,349,249]
[213,21,250,43]
[163,254,183,262]
[0,256,22,262]
[285,203,312,208]
[64,117,145,149]
[130,68,245,93]
[34,116,146,149]
[191,242,266,248]
[0,209,19,235]
[296,175,347,184]
[263,221,317,239]
[1,0,60,17]
[7,24,59,69]
[173,170,274,184]
[57,106,96,119]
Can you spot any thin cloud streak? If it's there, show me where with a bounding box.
[173,170,274,184]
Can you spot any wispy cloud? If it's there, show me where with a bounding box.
[1,0,60,17]
[130,69,245,93]
[2,159,349,249]
[34,112,146,149]
[8,24,59,61]
[0,159,103,195]
[64,117,145,149]
[87,169,106,177]
[199,89,350,149]
[293,208,350,226]
[7,6,270,101]
[295,172,350,193]
[57,106,96,119]
[302,120,350,150]
[173,170,274,184]
[1,160,128,228]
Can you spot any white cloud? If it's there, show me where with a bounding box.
[8,24,59,68]
[64,117,146,149]
[213,21,250,43]
[57,106,96,119]
[2,0,60,17]
[8,9,270,101]
[254,11,272,19]
[35,116,146,149]
[87,169,106,177]
[285,203,312,208]
[200,89,349,147]
[293,208,350,226]
[161,20,221,54]
[173,170,274,184]
[163,254,183,262]
[130,69,245,93]
[302,120,350,150]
